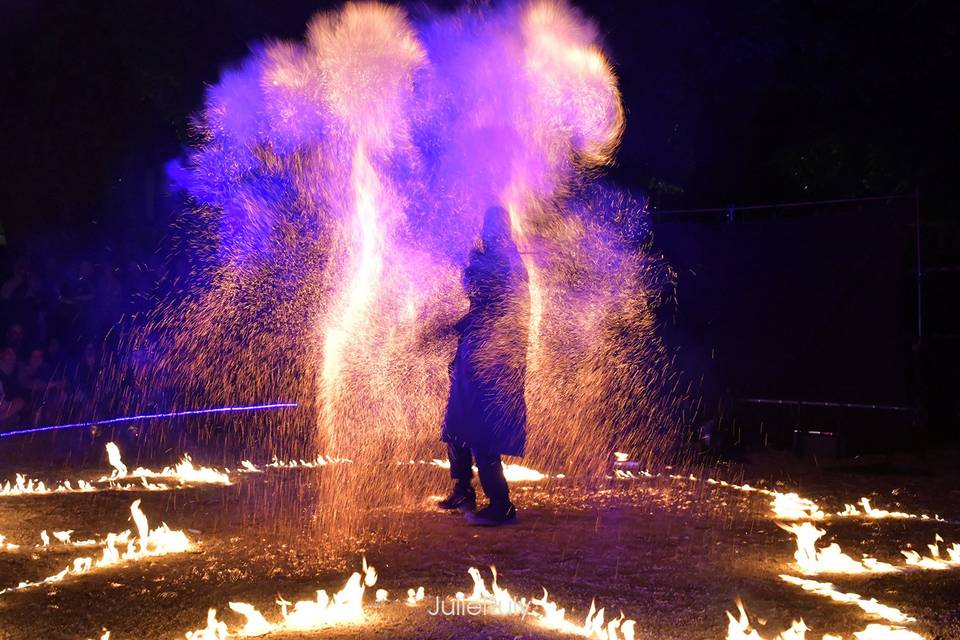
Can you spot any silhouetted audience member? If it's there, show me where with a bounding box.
[4,322,25,355]
[18,348,54,393]
[0,347,20,400]
[0,379,25,427]
[73,342,101,410]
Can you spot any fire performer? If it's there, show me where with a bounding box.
[438,206,529,526]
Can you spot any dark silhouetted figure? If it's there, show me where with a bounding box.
[439,206,528,526]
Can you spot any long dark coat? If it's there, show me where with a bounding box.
[441,237,529,456]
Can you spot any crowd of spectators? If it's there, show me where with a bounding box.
[0,242,159,430]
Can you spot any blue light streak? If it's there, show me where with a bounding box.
[0,402,298,439]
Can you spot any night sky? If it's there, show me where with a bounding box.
[1,1,956,232]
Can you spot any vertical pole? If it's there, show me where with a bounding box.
[914,191,923,339]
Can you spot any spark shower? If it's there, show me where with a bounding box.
[154,0,679,537]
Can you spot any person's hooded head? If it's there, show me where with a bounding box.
[480,206,513,253]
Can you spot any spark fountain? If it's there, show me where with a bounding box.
[152,0,679,541]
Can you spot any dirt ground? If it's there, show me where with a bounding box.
[0,435,958,640]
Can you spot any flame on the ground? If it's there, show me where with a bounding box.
[0,473,96,496]
[266,454,352,469]
[838,498,942,522]
[460,566,637,640]
[122,453,232,486]
[429,459,549,482]
[850,624,927,640]
[406,586,425,605]
[227,603,273,636]
[2,442,231,498]
[727,600,807,640]
[105,442,128,479]
[2,443,360,500]
[36,529,97,549]
[779,575,915,624]
[185,609,228,640]
[0,499,191,596]
[612,463,829,523]
[612,464,947,526]
[503,463,548,482]
[778,522,897,575]
[771,493,827,521]
[726,599,925,640]
[779,522,960,575]
[901,534,960,569]
[227,558,377,635]
[7,442,956,638]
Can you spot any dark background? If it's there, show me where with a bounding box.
[0,1,957,447]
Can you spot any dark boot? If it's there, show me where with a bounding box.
[437,484,476,512]
[474,450,510,506]
[465,501,517,526]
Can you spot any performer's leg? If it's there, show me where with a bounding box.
[438,440,476,511]
[465,450,516,525]
[473,450,511,509]
[447,440,474,491]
